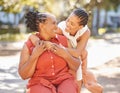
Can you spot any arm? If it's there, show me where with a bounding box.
[28,34,40,46]
[63,50,81,71]
[18,40,46,80]
[50,44,81,71]
[67,29,91,58]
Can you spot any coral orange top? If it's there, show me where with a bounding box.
[26,33,74,92]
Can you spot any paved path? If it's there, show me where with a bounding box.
[87,38,120,68]
[0,33,120,93]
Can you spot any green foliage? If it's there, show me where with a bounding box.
[0,0,43,14]
[0,0,120,37]
[0,33,27,42]
[100,0,120,11]
[0,27,19,34]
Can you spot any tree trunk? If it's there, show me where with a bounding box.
[104,11,108,28]
[95,7,100,35]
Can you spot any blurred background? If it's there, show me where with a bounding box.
[0,0,120,93]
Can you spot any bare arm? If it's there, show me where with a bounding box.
[63,50,81,71]
[28,34,40,45]
[67,29,91,57]
[49,44,81,71]
[18,41,46,80]
[28,31,81,72]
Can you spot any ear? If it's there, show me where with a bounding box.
[39,23,44,30]
[79,25,84,29]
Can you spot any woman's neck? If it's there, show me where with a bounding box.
[39,32,51,40]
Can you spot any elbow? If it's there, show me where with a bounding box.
[18,72,27,80]
[18,69,30,80]
[20,76,28,80]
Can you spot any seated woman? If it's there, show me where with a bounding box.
[18,11,81,93]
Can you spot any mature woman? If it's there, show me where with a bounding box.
[18,11,80,93]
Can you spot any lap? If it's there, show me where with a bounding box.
[57,78,78,93]
[26,79,78,93]
[26,84,53,93]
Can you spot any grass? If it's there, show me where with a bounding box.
[0,33,29,42]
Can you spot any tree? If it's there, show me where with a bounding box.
[101,0,120,27]
[84,0,120,36]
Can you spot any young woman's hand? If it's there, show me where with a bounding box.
[44,41,53,50]
[50,43,69,58]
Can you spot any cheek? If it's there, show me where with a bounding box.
[71,26,76,31]
[72,25,79,31]
[70,27,78,34]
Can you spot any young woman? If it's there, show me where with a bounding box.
[58,8,103,93]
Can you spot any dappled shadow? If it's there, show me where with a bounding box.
[91,56,120,70]
[105,57,120,68]
[89,56,120,93]
[97,74,120,93]
[0,50,20,56]
[102,33,120,44]
[0,65,27,93]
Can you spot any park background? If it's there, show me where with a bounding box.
[0,0,120,93]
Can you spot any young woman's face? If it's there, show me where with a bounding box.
[43,14,57,38]
[65,13,81,36]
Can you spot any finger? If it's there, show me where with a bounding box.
[42,42,47,49]
[51,47,57,53]
[38,40,42,45]
[40,41,45,46]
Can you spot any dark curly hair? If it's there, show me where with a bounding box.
[73,8,88,26]
[25,11,47,31]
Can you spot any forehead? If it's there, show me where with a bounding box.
[67,13,80,24]
[46,14,57,23]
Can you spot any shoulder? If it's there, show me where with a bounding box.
[58,21,66,31]
[78,29,91,41]
[28,32,39,39]
[84,29,91,37]
[82,28,91,38]
[58,21,66,27]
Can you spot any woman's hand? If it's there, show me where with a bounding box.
[18,40,47,80]
[50,43,68,58]
[44,41,53,50]
[50,43,80,71]
[32,40,46,57]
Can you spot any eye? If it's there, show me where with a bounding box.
[71,22,75,26]
[53,21,56,25]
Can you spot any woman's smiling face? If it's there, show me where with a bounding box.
[65,13,81,36]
